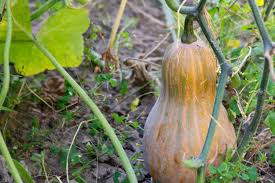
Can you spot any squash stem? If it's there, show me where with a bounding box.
[165,0,197,15]
[233,0,273,159]
[0,0,23,182]
[234,58,269,159]
[181,15,197,44]
[0,0,10,107]
[31,0,61,21]
[195,12,232,183]
[196,167,205,183]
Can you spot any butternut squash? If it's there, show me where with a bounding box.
[144,40,236,183]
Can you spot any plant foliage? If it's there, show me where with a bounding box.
[0,0,90,76]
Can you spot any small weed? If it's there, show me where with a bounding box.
[208,161,258,183]
[257,151,267,164]
[95,72,118,88]
[89,115,103,136]
[50,145,84,168]
[62,111,75,123]
[57,81,75,109]
[112,113,127,124]
[129,121,140,129]
[113,171,129,183]
[89,24,102,41]
[119,79,128,95]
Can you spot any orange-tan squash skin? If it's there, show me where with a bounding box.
[143,41,236,183]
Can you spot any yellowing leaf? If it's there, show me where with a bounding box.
[0,0,31,41]
[256,0,264,6]
[227,39,241,48]
[130,98,140,111]
[14,8,89,75]
[0,1,90,76]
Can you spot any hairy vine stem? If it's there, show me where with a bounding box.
[234,0,274,159]
[13,16,138,183]
[31,0,60,21]
[195,14,232,182]
[0,0,10,107]
[234,58,270,159]
[247,0,275,81]
[165,0,274,182]
[197,0,207,12]
[0,0,23,182]
[165,0,197,15]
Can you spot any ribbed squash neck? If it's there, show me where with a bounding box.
[161,41,216,103]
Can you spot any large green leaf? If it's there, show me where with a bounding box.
[0,0,32,41]
[0,0,90,76]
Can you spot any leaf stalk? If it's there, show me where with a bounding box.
[0,0,23,182]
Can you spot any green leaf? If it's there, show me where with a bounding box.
[246,167,258,181]
[229,96,240,116]
[59,146,82,168]
[74,175,88,183]
[119,79,128,95]
[0,106,14,112]
[267,81,275,96]
[264,112,275,135]
[112,113,126,123]
[95,73,113,84]
[0,0,32,41]
[113,171,121,183]
[240,173,250,180]
[21,8,89,75]
[0,2,90,76]
[230,74,241,88]
[209,164,217,174]
[13,159,35,183]
[109,78,118,87]
[130,121,139,129]
[217,162,229,174]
